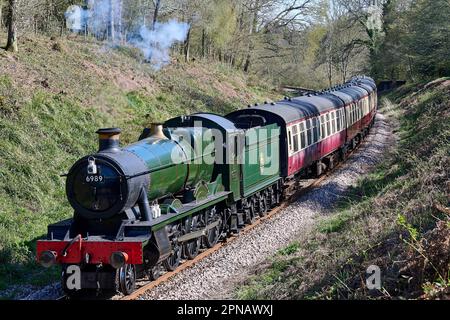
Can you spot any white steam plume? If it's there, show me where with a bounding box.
[132,20,190,70]
[65,2,189,70]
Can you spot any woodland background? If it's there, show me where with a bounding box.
[1,0,449,88]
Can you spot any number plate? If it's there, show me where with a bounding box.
[85,175,104,183]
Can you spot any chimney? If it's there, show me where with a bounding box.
[149,123,167,140]
[96,128,121,152]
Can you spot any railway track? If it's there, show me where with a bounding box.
[55,132,367,301]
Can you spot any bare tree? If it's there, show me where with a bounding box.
[6,0,18,52]
[152,0,161,30]
[268,0,312,27]
[0,0,3,28]
[117,0,123,42]
[243,0,260,72]
[109,0,115,41]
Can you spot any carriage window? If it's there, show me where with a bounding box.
[312,118,319,142]
[348,107,352,125]
[299,121,306,149]
[300,130,306,149]
[337,110,341,131]
[288,130,292,152]
[306,119,312,145]
[350,106,353,124]
[336,110,341,132]
[352,105,355,123]
[292,125,299,152]
[351,106,355,124]
[320,115,326,139]
[331,112,336,134]
[326,113,331,136]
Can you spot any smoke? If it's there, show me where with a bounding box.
[64,2,189,70]
[65,5,87,32]
[132,20,190,70]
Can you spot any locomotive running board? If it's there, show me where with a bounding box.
[150,191,231,231]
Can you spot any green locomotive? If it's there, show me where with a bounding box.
[37,113,282,295]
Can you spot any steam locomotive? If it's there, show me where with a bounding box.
[36,76,377,296]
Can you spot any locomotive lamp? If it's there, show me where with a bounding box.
[110,252,129,269]
[39,250,57,268]
[87,156,97,175]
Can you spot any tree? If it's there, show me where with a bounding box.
[243,0,259,72]
[0,0,4,28]
[5,0,18,52]
[109,0,115,41]
[152,0,161,30]
[406,0,450,78]
[338,0,388,78]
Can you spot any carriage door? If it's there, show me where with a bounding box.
[228,133,242,200]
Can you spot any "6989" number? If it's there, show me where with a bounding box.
[85,175,104,183]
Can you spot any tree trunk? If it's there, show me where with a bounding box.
[109,0,115,41]
[6,0,18,53]
[201,28,206,58]
[327,61,332,87]
[117,0,123,43]
[184,26,191,63]
[84,0,89,39]
[243,0,259,73]
[152,0,161,30]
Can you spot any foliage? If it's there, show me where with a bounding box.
[372,0,450,80]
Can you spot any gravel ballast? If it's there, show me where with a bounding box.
[139,112,396,300]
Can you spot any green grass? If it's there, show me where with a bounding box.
[0,33,280,296]
[0,90,106,290]
[278,242,300,256]
[236,257,300,300]
[317,211,354,234]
